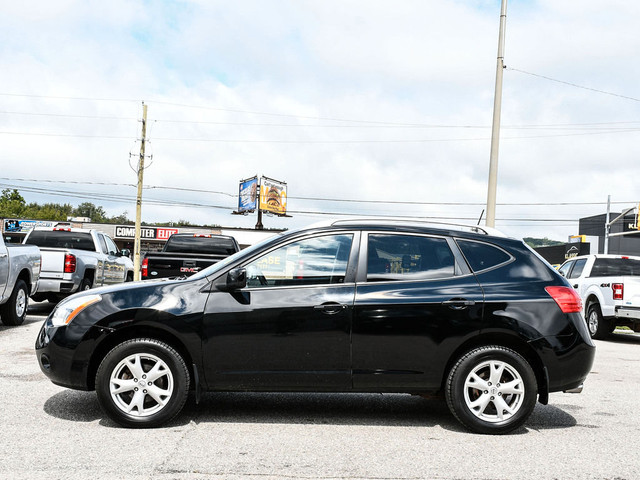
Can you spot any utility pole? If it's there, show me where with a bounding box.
[604,194,611,254]
[486,0,508,228]
[133,102,148,281]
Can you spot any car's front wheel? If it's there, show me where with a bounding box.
[95,338,190,428]
[445,346,537,434]
[0,279,29,326]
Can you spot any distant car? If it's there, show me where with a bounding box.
[558,254,640,338]
[0,233,40,326]
[36,220,594,434]
[142,233,239,279]
[24,224,134,303]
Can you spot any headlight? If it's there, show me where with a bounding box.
[50,294,102,327]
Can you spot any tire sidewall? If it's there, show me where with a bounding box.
[95,338,189,428]
[0,279,28,326]
[446,346,537,435]
[587,303,607,339]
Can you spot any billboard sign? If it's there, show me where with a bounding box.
[238,176,258,213]
[259,177,287,215]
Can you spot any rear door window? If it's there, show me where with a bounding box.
[366,234,455,282]
[456,240,512,273]
[567,258,587,279]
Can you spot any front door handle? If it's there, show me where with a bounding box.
[314,302,348,315]
[442,298,476,310]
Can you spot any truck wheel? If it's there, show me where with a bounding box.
[0,279,29,326]
[587,303,609,340]
[79,278,92,292]
[445,346,537,435]
[95,338,190,428]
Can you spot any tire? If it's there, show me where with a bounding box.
[95,338,190,428]
[0,279,29,326]
[79,277,92,292]
[587,303,609,340]
[445,346,537,435]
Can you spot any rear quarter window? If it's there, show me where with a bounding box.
[591,258,640,276]
[456,239,512,273]
[25,231,96,252]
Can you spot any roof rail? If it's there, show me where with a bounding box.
[329,217,507,237]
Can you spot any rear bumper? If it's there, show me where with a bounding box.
[616,307,640,321]
[530,330,596,394]
[36,277,79,294]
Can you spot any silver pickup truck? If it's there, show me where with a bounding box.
[24,225,134,303]
[0,234,41,326]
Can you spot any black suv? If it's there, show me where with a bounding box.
[36,220,594,434]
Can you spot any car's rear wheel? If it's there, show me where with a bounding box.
[95,338,189,428]
[445,346,537,434]
[587,303,609,339]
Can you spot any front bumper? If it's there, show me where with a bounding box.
[35,319,99,390]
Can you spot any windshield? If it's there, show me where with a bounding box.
[189,232,282,280]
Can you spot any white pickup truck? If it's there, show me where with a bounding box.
[23,225,134,303]
[0,234,41,326]
[558,254,640,339]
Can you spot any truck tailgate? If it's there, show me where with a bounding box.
[146,253,224,278]
[39,249,67,278]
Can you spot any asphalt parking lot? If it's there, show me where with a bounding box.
[1,304,639,480]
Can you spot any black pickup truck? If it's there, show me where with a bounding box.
[142,233,240,279]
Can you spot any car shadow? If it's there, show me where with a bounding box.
[603,331,640,344]
[43,390,576,433]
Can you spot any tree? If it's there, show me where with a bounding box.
[73,202,107,222]
[0,189,26,217]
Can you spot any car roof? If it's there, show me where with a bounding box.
[301,218,508,240]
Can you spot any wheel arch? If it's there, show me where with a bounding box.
[17,268,32,290]
[86,323,196,391]
[441,332,548,403]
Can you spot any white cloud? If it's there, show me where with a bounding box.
[1,0,639,241]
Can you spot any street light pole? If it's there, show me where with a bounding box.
[486,0,508,228]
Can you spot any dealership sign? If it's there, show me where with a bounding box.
[115,225,179,240]
[3,219,56,233]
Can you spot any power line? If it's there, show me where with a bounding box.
[2,177,637,207]
[508,67,640,103]
[1,127,639,143]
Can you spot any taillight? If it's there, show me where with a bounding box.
[612,283,624,300]
[141,257,148,278]
[545,286,583,313]
[64,254,76,274]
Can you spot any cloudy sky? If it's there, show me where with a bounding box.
[1,0,639,241]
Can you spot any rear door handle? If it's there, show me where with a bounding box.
[314,302,348,315]
[442,298,476,310]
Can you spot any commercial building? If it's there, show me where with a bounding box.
[2,218,281,252]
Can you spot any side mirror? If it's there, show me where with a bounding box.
[120,248,131,258]
[226,268,247,291]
